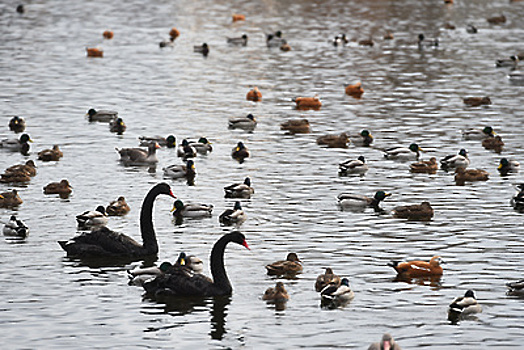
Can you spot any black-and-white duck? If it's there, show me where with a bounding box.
[339,156,369,176]
[224,177,254,199]
[219,201,246,226]
[440,149,470,170]
[3,215,29,238]
[76,206,108,229]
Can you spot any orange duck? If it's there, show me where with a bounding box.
[293,96,322,110]
[169,27,180,40]
[246,87,262,102]
[388,256,443,278]
[345,82,364,98]
[86,48,103,58]
[232,14,246,22]
[103,30,114,39]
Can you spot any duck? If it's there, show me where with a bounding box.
[43,179,72,197]
[383,30,394,40]
[263,282,289,303]
[86,108,117,122]
[508,70,524,83]
[232,13,245,22]
[139,135,176,148]
[280,40,292,52]
[337,190,391,211]
[16,4,24,14]
[293,96,322,110]
[351,130,373,147]
[0,133,32,154]
[393,201,434,220]
[128,261,173,286]
[189,137,212,155]
[193,43,209,56]
[511,184,524,212]
[448,290,482,321]
[173,252,204,274]
[0,189,23,208]
[246,87,262,102]
[171,199,213,219]
[409,157,438,174]
[37,145,63,161]
[106,196,131,216]
[368,333,402,350]
[232,141,250,163]
[224,177,254,199]
[496,55,519,68]
[487,15,506,24]
[169,27,180,40]
[159,38,175,48]
[219,201,247,226]
[228,114,257,131]
[466,24,478,34]
[280,118,310,134]
[103,30,114,39]
[482,135,504,153]
[462,126,496,140]
[315,267,341,292]
[417,34,439,49]
[76,206,108,229]
[177,139,197,158]
[227,34,248,46]
[2,215,29,238]
[463,96,491,107]
[358,38,374,47]
[444,22,456,30]
[163,159,196,183]
[338,156,369,176]
[143,231,250,298]
[383,143,422,161]
[498,158,521,176]
[0,171,31,183]
[8,116,26,133]
[109,117,126,135]
[441,149,470,170]
[116,142,160,165]
[58,183,176,259]
[4,160,37,177]
[320,278,354,308]
[265,252,303,276]
[454,167,489,186]
[506,279,524,296]
[86,47,103,57]
[388,256,443,278]
[316,133,350,148]
[332,33,349,47]
[266,30,285,48]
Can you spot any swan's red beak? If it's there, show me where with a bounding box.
[169,189,176,198]
[242,240,250,250]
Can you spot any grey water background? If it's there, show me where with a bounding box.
[1,0,524,348]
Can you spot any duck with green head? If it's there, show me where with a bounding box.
[384,143,422,160]
[337,190,391,211]
[171,199,213,219]
[498,158,520,176]
[462,126,496,140]
[189,137,212,155]
[0,133,32,154]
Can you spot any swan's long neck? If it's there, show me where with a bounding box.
[140,186,161,254]
[210,235,233,294]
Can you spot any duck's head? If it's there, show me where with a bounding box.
[465,290,476,298]
[159,262,173,272]
[418,33,425,42]
[26,160,36,168]
[60,179,71,187]
[116,118,124,126]
[357,156,366,163]
[202,43,208,49]
[20,133,32,143]
[246,113,256,121]
[286,252,301,262]
[275,30,282,38]
[459,148,468,157]
[409,143,422,152]
[430,256,443,266]
[181,139,189,146]
[244,177,251,186]
[10,215,17,221]
[374,191,391,201]
[175,252,187,265]
[242,34,248,40]
[87,108,97,117]
[198,137,210,145]
[186,159,195,170]
[340,278,350,287]
[236,141,245,150]
[95,206,106,214]
[499,158,509,169]
[171,199,185,212]
[483,126,495,136]
[360,129,372,137]
[233,201,242,210]
[117,196,126,202]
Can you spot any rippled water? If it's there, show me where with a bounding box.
[1,0,524,348]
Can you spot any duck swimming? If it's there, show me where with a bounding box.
[317,133,350,148]
[409,157,438,174]
[448,290,482,322]
[86,47,103,57]
[229,114,257,131]
[76,206,108,229]
[266,252,303,276]
[463,96,491,107]
[163,159,196,184]
[171,199,213,219]
[0,189,23,208]
[227,34,248,46]
[43,179,72,197]
[506,279,524,296]
[320,278,354,308]
[498,158,520,176]
[177,139,197,158]
[338,156,369,176]
[462,126,496,140]
[232,141,250,163]
[510,184,524,212]
[106,196,130,216]
[293,96,322,110]
[352,130,373,147]
[454,167,489,186]
[86,108,117,123]
[109,117,127,135]
[3,215,29,238]
[37,145,63,161]
[246,87,262,102]
[315,267,341,292]
[384,143,422,161]
[440,149,469,170]
[189,137,212,155]
[0,133,32,154]
[139,135,176,148]
[368,333,402,350]
[117,142,160,166]
[337,190,391,211]
[128,261,173,286]
[194,43,209,56]
[8,116,26,133]
[280,118,310,134]
[345,82,364,98]
[417,33,438,49]
[266,30,285,48]
[393,201,434,220]
[224,177,254,199]
[388,256,443,278]
[263,282,289,304]
[482,135,504,153]
[4,160,37,177]
[219,201,246,226]
[332,33,349,47]
[496,55,519,68]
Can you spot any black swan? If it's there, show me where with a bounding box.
[143,231,250,297]
[58,183,175,258]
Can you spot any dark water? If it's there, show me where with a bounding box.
[1,0,524,348]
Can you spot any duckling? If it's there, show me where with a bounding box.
[106,196,130,216]
[43,179,72,197]
[320,278,354,308]
[315,268,341,292]
[0,133,32,154]
[228,114,257,131]
[462,126,496,140]
[496,55,519,68]
[448,290,482,321]
[440,149,470,170]
[0,189,23,208]
[358,38,374,47]
[409,157,438,174]
[338,156,369,176]
[266,30,285,48]
[76,206,108,229]
[265,252,303,276]
[232,141,250,163]
[116,143,160,165]
[163,159,196,184]
[368,333,402,350]
[103,30,114,39]
[169,27,180,40]
[193,43,209,56]
[224,177,254,199]
[128,261,173,286]
[263,282,289,303]
[332,34,349,47]
[189,137,212,155]
[293,96,322,110]
[337,190,391,211]
[316,133,350,148]
[232,13,245,22]
[227,34,248,46]
[246,87,262,102]
[511,184,524,212]
[0,171,31,183]
[487,15,506,24]
[345,82,364,98]
[506,279,524,296]
[109,117,126,135]
[37,145,63,161]
[463,96,491,107]
[177,139,197,158]
[86,47,103,57]
[3,215,29,238]
[417,34,439,49]
[219,201,247,226]
[8,116,26,133]
[4,160,37,177]
[86,108,117,123]
[482,135,504,153]
[280,118,310,134]
[393,201,434,220]
[454,167,489,186]
[352,130,373,147]
[171,199,213,219]
[388,256,443,278]
[384,143,422,161]
[466,24,478,34]
[139,135,176,148]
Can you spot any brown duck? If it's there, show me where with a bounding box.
[482,135,504,153]
[246,87,262,102]
[38,145,63,161]
[0,189,23,207]
[280,119,310,134]
[266,253,303,276]
[43,179,72,197]
[262,282,289,302]
[455,167,489,185]
[463,96,491,107]
[409,157,438,174]
[345,82,364,98]
[315,267,341,292]
[317,133,349,148]
[106,196,131,216]
[393,201,434,220]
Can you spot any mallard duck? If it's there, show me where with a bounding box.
[498,158,520,176]
[193,43,209,56]
[317,133,349,148]
[16,4,24,13]
[232,141,250,163]
[440,149,469,170]
[263,282,289,303]
[227,34,248,46]
[293,96,322,110]
[109,117,126,135]
[43,179,72,197]
[139,135,176,148]
[338,156,369,176]
[177,139,197,158]
[0,133,32,154]
[463,96,491,107]
[417,34,439,48]
[409,157,438,174]
[76,206,108,229]
[169,27,180,40]
[444,22,456,30]
[266,252,303,276]
[2,215,29,238]
[219,201,247,226]
[508,70,524,82]
[163,160,196,182]
[174,252,204,274]
[280,118,310,134]
[159,38,175,48]
[232,13,245,22]
[228,114,257,130]
[506,279,524,296]
[0,189,23,207]
[246,87,262,102]
[315,268,341,292]
[388,256,443,278]
[86,108,117,122]
[352,130,373,147]
[171,199,213,218]
[393,201,434,220]
[106,196,130,216]
[103,30,113,39]
[128,261,173,286]
[224,177,254,199]
[482,135,504,152]
[189,137,212,155]
[266,30,285,48]
[384,143,422,161]
[337,190,391,210]
[487,15,506,24]
[8,116,26,133]
[510,184,524,212]
[496,55,519,68]
[448,290,482,321]
[462,126,496,140]
[455,167,489,185]
[332,34,349,47]
[117,143,160,165]
[466,24,478,34]
[4,160,37,177]
[86,47,103,57]
[344,82,364,98]
[368,334,402,350]
[37,145,63,161]
[320,278,354,308]
[358,38,374,47]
